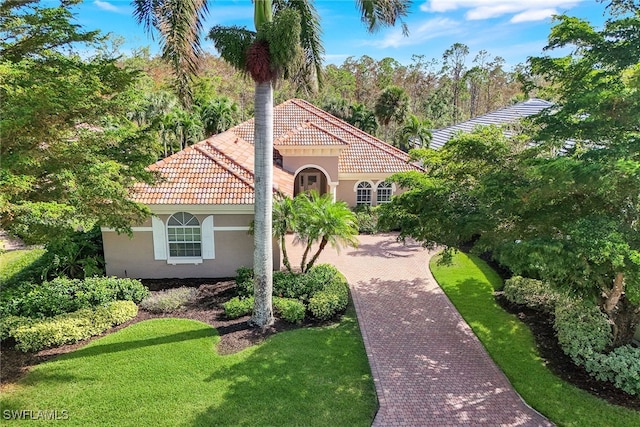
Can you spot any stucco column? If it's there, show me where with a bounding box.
[329,183,338,202]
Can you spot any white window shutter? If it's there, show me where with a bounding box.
[151,216,167,260]
[202,215,215,259]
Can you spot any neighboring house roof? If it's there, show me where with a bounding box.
[132,99,420,205]
[430,98,553,149]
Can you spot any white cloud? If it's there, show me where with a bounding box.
[365,17,462,49]
[420,1,582,22]
[94,1,125,14]
[511,8,558,23]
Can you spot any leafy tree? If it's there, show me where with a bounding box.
[133,0,410,327]
[380,2,640,346]
[0,1,158,244]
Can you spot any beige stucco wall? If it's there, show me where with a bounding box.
[282,155,339,183]
[103,213,280,279]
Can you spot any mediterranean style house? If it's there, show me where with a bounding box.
[101,99,423,279]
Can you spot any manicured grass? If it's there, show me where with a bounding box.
[0,249,47,288]
[0,306,377,426]
[430,251,640,427]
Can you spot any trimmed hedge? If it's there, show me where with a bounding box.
[308,273,349,320]
[232,264,350,321]
[1,276,148,319]
[9,301,138,352]
[503,276,562,313]
[223,296,254,319]
[273,297,305,324]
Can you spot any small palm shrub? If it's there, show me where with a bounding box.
[140,287,198,313]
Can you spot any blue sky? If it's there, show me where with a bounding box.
[73,0,606,69]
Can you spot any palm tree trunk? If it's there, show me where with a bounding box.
[300,243,312,272]
[250,80,274,327]
[281,236,292,273]
[305,237,328,272]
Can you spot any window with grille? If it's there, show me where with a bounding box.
[356,181,372,206]
[377,181,393,204]
[167,212,201,257]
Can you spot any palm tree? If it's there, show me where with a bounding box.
[132,0,411,327]
[295,191,358,273]
[348,102,379,135]
[199,96,239,135]
[398,114,432,152]
[375,85,411,140]
[272,192,296,273]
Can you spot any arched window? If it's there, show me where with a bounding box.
[377,181,393,204]
[167,212,201,257]
[356,181,372,206]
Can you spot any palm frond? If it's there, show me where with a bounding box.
[132,0,209,106]
[274,0,325,92]
[208,25,256,72]
[356,0,411,35]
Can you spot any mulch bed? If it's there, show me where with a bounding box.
[496,294,640,411]
[1,278,639,413]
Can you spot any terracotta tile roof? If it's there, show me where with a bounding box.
[232,99,423,174]
[131,134,294,205]
[132,99,420,205]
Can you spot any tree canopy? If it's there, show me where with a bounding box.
[379,3,640,346]
[0,1,159,244]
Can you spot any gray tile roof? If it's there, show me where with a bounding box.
[430,98,553,149]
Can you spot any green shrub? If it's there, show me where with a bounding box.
[308,273,349,320]
[353,205,378,234]
[11,301,138,352]
[235,267,254,297]
[585,346,640,396]
[273,297,305,324]
[223,297,254,319]
[503,276,562,312]
[140,287,198,313]
[0,315,35,341]
[1,276,148,319]
[554,298,613,365]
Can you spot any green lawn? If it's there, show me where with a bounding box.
[0,306,376,426]
[430,251,640,427]
[0,249,47,288]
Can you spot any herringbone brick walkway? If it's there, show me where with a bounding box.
[287,233,552,427]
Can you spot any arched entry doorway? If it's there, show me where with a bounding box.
[294,167,328,197]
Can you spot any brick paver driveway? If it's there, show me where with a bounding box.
[287,233,552,426]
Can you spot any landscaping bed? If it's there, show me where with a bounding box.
[0,277,335,386]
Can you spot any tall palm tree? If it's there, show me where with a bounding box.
[132,0,411,327]
[398,114,432,152]
[295,191,358,273]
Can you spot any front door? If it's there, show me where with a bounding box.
[300,172,321,193]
